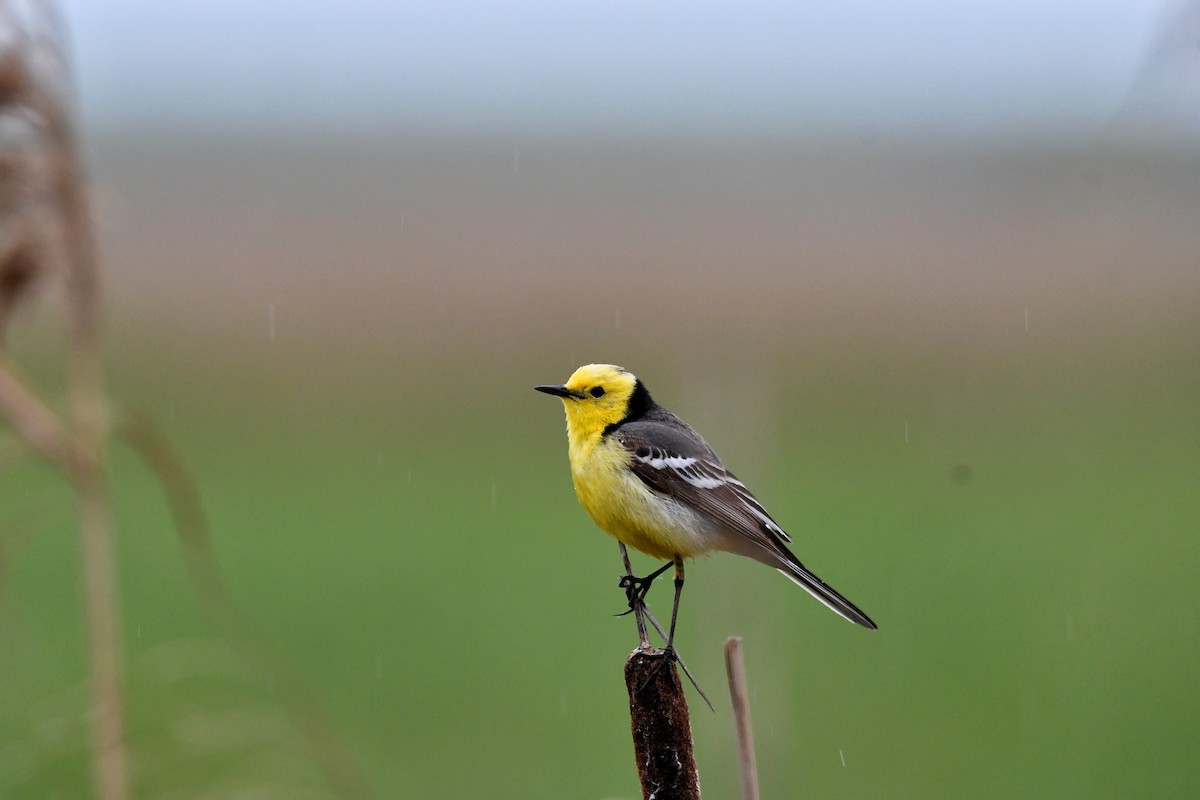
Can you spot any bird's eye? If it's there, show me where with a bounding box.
[590,386,605,398]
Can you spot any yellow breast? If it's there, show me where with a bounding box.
[568,435,711,561]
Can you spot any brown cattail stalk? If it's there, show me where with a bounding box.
[625,647,701,799]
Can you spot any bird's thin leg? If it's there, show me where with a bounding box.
[640,555,685,691]
[618,551,712,710]
[664,556,684,658]
[616,542,650,646]
[640,590,713,711]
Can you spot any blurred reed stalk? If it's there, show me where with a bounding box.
[0,2,128,797]
[117,412,377,799]
[724,637,760,800]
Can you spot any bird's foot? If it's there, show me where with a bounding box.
[637,644,680,694]
[630,617,714,711]
[614,561,672,616]
[614,573,648,616]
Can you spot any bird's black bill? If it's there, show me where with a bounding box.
[534,384,580,398]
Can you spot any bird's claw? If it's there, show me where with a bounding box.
[637,645,680,695]
[615,562,672,616]
[615,573,649,615]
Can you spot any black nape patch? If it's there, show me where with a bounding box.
[603,378,655,437]
[626,379,653,420]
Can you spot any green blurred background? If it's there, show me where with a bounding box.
[2,3,1200,798]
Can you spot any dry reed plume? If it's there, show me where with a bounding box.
[0,4,372,798]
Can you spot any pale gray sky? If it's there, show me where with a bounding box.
[59,0,1187,140]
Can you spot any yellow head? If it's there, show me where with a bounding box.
[535,363,643,446]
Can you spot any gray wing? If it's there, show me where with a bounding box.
[614,416,878,630]
[614,416,793,550]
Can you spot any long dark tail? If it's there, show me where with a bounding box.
[777,556,878,630]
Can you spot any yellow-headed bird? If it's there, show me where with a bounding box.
[536,363,876,658]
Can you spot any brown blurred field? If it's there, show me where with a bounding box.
[93,135,1200,361]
